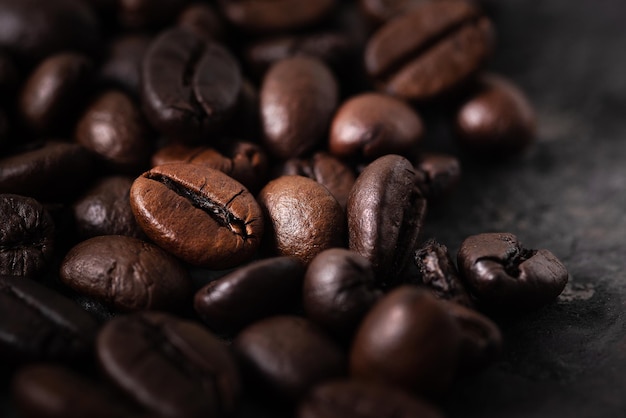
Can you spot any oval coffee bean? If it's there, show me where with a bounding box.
[365,0,493,101]
[99,34,152,96]
[457,232,569,311]
[350,286,461,398]
[261,57,338,159]
[97,311,241,418]
[60,235,193,312]
[142,28,242,142]
[130,163,264,269]
[258,175,345,265]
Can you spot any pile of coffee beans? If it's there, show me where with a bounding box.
[0,0,569,417]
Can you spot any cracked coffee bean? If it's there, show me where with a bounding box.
[97,311,240,418]
[457,232,569,311]
[130,163,264,269]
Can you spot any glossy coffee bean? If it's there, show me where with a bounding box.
[73,176,145,239]
[130,163,264,269]
[303,249,382,339]
[329,93,423,161]
[457,232,569,310]
[0,275,98,366]
[234,316,345,400]
[117,0,187,29]
[365,0,493,101]
[258,175,345,265]
[347,154,427,285]
[360,0,435,25]
[350,286,461,398]
[177,2,225,42]
[298,379,444,418]
[97,311,241,418]
[19,53,93,134]
[75,90,152,173]
[142,28,242,142]
[456,74,536,157]
[99,34,152,96]
[61,235,193,312]
[414,152,461,200]
[0,194,54,278]
[194,256,305,334]
[261,57,338,159]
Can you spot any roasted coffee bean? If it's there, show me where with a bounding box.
[330,93,423,161]
[117,0,187,29]
[0,50,18,100]
[177,2,225,42]
[12,364,138,418]
[261,57,338,159]
[99,34,152,96]
[60,235,193,312]
[278,152,356,210]
[0,275,98,366]
[0,141,95,202]
[0,194,54,278]
[413,239,473,307]
[195,256,305,334]
[414,152,461,200]
[456,74,536,157]
[219,0,336,34]
[97,311,240,418]
[75,90,152,173]
[303,249,382,339]
[142,28,242,142]
[19,53,93,134]
[348,154,427,285]
[350,286,460,398]
[457,232,569,311]
[365,0,493,101]
[258,175,345,265]
[130,163,264,269]
[298,379,444,418]
[360,0,435,25]
[234,316,345,401]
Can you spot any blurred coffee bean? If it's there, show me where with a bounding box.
[98,34,152,97]
[414,152,461,200]
[177,2,225,42]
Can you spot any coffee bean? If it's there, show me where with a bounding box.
[234,316,345,401]
[117,0,187,30]
[365,0,493,101]
[177,2,225,42]
[347,154,427,285]
[194,256,305,334]
[258,175,345,265]
[98,34,152,97]
[457,232,569,311]
[130,163,264,269]
[456,74,536,157]
[142,28,242,142]
[0,194,54,278]
[303,249,382,339]
[414,152,461,200]
[97,311,240,418]
[261,57,338,159]
[350,286,460,398]
[329,93,423,161]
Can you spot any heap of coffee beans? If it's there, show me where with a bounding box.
[0,0,568,417]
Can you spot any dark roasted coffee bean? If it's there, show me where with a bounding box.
[234,316,345,401]
[97,311,240,418]
[19,53,93,134]
[0,194,54,278]
[142,28,242,142]
[298,379,444,418]
[99,34,152,96]
[0,141,95,202]
[75,90,152,173]
[414,152,461,200]
[0,50,18,100]
[195,256,305,334]
[258,175,345,265]
[278,152,356,210]
[457,232,569,311]
[350,286,460,398]
[130,163,264,269]
[177,2,225,42]
[456,74,536,157]
[117,0,188,29]
[413,239,473,307]
[303,249,382,339]
[0,275,98,366]
[219,0,336,34]
[261,57,338,159]
[365,0,493,101]
[330,93,423,161]
[348,154,426,285]
[360,0,435,25]
[12,364,138,418]
[60,235,192,312]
